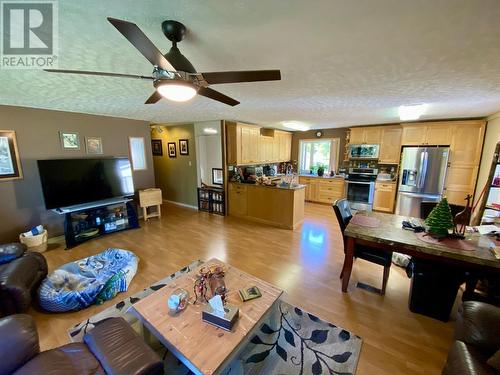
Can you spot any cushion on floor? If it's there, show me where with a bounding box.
[38,248,138,312]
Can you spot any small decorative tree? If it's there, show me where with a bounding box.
[424,197,455,237]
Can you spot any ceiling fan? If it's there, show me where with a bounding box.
[45,18,281,106]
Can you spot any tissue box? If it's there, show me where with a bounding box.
[202,304,239,331]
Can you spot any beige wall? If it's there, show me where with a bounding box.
[291,128,348,170]
[151,124,198,207]
[0,105,155,242]
[475,111,500,206]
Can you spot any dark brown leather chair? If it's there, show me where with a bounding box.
[0,314,163,375]
[0,243,48,317]
[442,301,500,374]
[333,198,392,295]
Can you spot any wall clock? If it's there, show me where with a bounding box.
[315,130,323,138]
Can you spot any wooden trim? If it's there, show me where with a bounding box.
[221,120,229,216]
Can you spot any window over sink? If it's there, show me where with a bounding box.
[299,138,340,174]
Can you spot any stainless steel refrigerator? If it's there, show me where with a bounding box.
[395,147,449,218]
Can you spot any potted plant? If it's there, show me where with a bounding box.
[317,164,325,177]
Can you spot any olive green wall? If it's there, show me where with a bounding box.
[151,124,198,207]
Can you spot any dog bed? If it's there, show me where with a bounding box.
[38,248,138,312]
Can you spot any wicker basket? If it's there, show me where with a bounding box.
[19,230,48,252]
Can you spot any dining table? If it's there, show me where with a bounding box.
[341,210,500,294]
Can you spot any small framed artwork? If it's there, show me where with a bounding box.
[179,139,189,155]
[60,131,80,150]
[167,142,177,158]
[212,168,223,185]
[151,139,163,156]
[85,136,103,154]
[0,130,23,181]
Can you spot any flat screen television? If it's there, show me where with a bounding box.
[37,158,135,209]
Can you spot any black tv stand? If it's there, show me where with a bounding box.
[61,198,139,249]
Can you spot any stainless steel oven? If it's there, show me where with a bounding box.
[345,168,377,210]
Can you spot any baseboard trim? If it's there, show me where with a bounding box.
[163,199,198,210]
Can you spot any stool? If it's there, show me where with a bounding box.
[139,188,162,221]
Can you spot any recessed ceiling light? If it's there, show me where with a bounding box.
[155,80,198,102]
[203,128,218,134]
[399,104,427,121]
[282,121,310,131]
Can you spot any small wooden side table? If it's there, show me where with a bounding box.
[138,188,162,221]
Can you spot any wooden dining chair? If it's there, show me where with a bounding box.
[333,198,393,295]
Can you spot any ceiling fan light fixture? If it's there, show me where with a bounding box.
[156,81,197,102]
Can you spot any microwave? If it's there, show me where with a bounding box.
[348,144,380,160]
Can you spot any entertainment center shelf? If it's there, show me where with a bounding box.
[61,199,139,249]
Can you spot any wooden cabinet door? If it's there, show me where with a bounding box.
[349,128,365,144]
[225,123,238,165]
[373,182,396,212]
[445,165,478,205]
[272,135,280,162]
[401,125,427,145]
[379,127,402,164]
[284,133,292,161]
[425,124,451,145]
[363,127,382,144]
[228,184,247,216]
[249,127,260,163]
[240,126,252,164]
[449,122,485,166]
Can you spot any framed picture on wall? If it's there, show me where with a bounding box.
[85,137,103,154]
[60,132,80,150]
[179,139,189,155]
[212,168,223,185]
[167,142,177,158]
[0,130,23,181]
[151,139,163,156]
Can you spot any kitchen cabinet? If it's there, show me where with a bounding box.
[299,176,345,204]
[378,127,402,164]
[373,182,397,213]
[228,183,247,216]
[349,127,382,144]
[445,120,485,205]
[401,123,452,146]
[228,183,305,229]
[226,123,292,165]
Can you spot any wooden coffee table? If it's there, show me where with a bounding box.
[130,258,283,375]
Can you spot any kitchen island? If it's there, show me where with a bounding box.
[228,182,305,229]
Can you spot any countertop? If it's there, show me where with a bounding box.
[230,182,306,191]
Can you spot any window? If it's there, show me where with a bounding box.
[299,138,340,174]
[128,137,147,171]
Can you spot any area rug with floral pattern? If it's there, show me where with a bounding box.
[68,260,362,375]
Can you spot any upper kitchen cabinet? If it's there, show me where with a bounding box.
[401,123,452,146]
[349,126,382,144]
[449,121,485,166]
[226,122,292,165]
[378,126,402,164]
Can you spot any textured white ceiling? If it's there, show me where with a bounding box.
[1,0,499,129]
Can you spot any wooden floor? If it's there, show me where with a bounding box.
[31,202,457,374]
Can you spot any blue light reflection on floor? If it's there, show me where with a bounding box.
[300,221,329,267]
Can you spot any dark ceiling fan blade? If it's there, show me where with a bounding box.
[198,87,240,106]
[44,69,152,80]
[200,70,281,85]
[107,17,176,72]
[145,91,162,104]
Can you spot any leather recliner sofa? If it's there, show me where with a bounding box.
[0,243,48,317]
[442,301,500,374]
[0,314,163,375]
